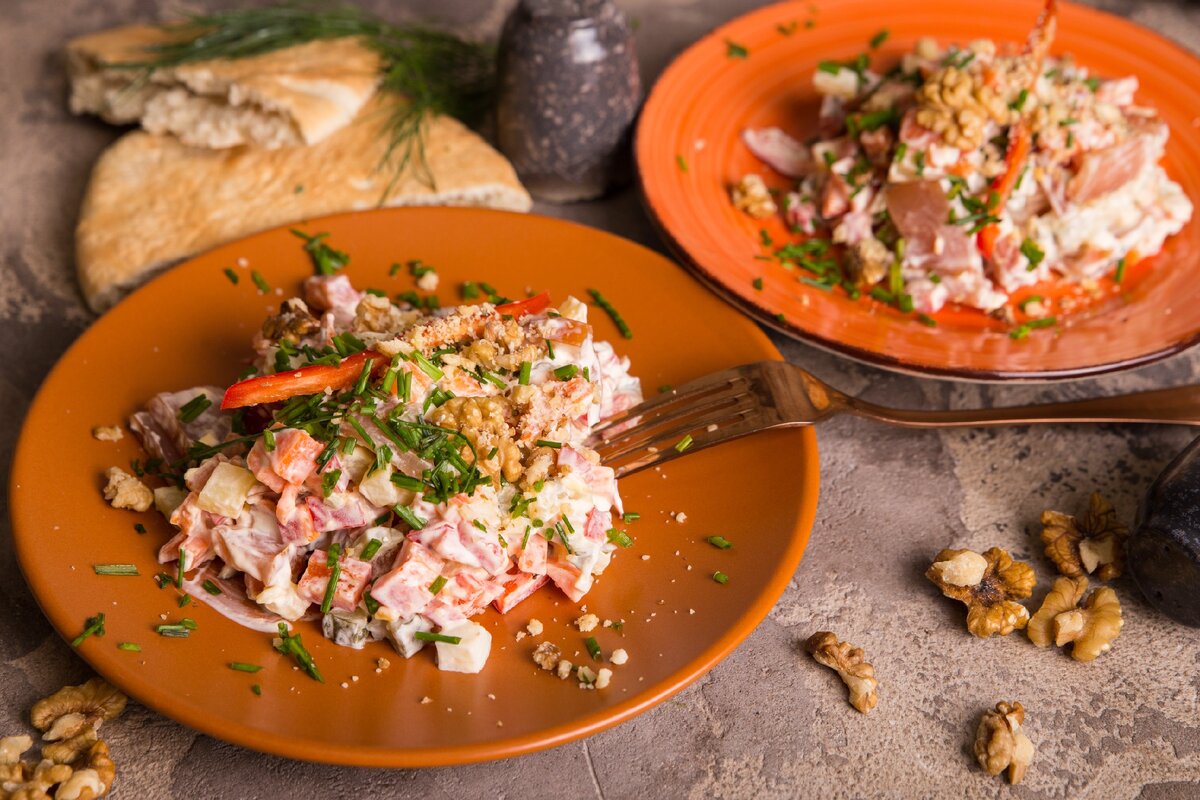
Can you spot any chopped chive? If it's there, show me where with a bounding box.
[251,270,271,293]
[775,312,786,323]
[178,394,212,423]
[70,613,106,647]
[585,636,602,661]
[752,277,764,291]
[607,528,634,548]
[869,28,889,48]
[1009,88,1029,111]
[587,289,633,339]
[117,642,141,652]
[546,339,556,360]
[674,434,694,453]
[201,579,222,596]
[917,313,938,327]
[706,536,733,550]
[223,268,239,285]
[155,625,190,638]
[321,547,342,614]
[364,590,380,616]
[390,262,403,277]
[1114,257,1127,283]
[411,351,444,381]
[229,662,263,673]
[134,523,147,535]
[712,571,730,585]
[725,39,749,59]
[359,539,383,561]
[93,564,139,576]
[321,469,342,498]
[181,617,198,630]
[553,364,579,381]
[1017,295,1044,312]
[274,623,323,683]
[536,439,562,449]
[1020,238,1045,271]
[518,361,532,385]
[461,281,481,299]
[176,550,187,589]
[394,504,427,530]
[777,20,798,35]
[1009,316,1058,340]
[251,684,263,696]
[623,512,640,523]
[429,575,448,595]
[658,384,673,394]
[676,154,689,173]
[262,428,276,451]
[177,594,191,608]
[414,631,462,644]
[390,473,425,492]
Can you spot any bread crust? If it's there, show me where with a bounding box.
[75,96,533,312]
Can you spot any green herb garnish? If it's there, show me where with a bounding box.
[429,575,448,595]
[607,528,634,548]
[178,393,211,423]
[250,270,271,293]
[712,571,730,585]
[117,642,141,652]
[415,631,462,644]
[71,613,106,647]
[229,662,263,673]
[725,39,749,59]
[93,564,139,576]
[585,636,602,661]
[274,622,323,682]
[706,536,733,550]
[587,288,633,339]
[223,267,239,285]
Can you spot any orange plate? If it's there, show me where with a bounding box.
[637,0,1200,380]
[10,208,818,767]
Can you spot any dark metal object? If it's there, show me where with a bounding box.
[1130,435,1200,627]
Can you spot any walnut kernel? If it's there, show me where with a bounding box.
[101,468,153,512]
[1041,493,1128,580]
[804,631,879,714]
[731,174,778,219]
[1027,576,1088,648]
[926,547,1036,637]
[975,701,1035,785]
[1057,587,1123,662]
[531,642,560,671]
[31,679,127,740]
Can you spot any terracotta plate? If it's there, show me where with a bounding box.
[636,0,1200,380]
[10,208,818,767]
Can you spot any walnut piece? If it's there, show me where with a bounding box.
[261,297,320,343]
[804,631,879,714]
[1027,576,1088,648]
[975,701,1035,785]
[531,642,560,671]
[1041,492,1128,581]
[926,547,1036,638]
[90,427,123,442]
[1057,587,1123,662]
[731,174,778,219]
[101,468,153,513]
[31,679,127,741]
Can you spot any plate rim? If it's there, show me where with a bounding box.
[10,205,821,767]
[635,0,1200,382]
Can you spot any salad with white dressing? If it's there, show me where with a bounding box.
[125,262,641,677]
[734,0,1192,331]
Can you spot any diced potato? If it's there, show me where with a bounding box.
[153,485,188,519]
[357,466,415,509]
[384,615,433,658]
[434,620,492,674]
[558,295,589,323]
[195,462,258,518]
[339,445,375,484]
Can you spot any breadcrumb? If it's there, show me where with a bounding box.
[611,648,629,665]
[555,659,573,680]
[526,618,544,636]
[416,271,439,292]
[420,696,433,704]
[574,613,599,633]
[595,668,613,689]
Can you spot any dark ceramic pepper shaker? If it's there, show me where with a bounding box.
[496,0,641,202]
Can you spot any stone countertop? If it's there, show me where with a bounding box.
[3,0,1200,797]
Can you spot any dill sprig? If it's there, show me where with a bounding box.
[106,3,494,191]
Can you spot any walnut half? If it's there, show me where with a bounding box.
[1041,492,1128,581]
[975,701,1035,785]
[804,631,879,714]
[31,679,127,742]
[1027,576,1088,648]
[926,547,1036,637]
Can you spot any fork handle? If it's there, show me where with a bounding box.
[847,384,1200,428]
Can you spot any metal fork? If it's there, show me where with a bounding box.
[587,361,1200,477]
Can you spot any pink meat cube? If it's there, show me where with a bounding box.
[296,549,372,612]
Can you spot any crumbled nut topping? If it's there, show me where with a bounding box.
[526,619,544,637]
[90,426,123,442]
[1040,492,1128,581]
[731,174,778,219]
[427,396,523,484]
[1027,576,1088,648]
[576,665,597,688]
[845,238,891,286]
[532,642,560,671]
[975,701,1035,785]
[574,613,599,633]
[926,547,1036,638]
[102,467,153,512]
[555,659,573,680]
[804,631,879,714]
[261,297,320,343]
[610,648,628,665]
[915,63,1014,151]
[353,294,418,334]
[594,668,613,689]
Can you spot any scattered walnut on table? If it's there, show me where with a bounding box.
[31,679,127,742]
[974,701,1035,785]
[804,631,879,714]
[1041,492,1129,581]
[101,467,153,513]
[1027,576,1089,648]
[1059,587,1123,662]
[926,547,1036,638]
[90,426,123,442]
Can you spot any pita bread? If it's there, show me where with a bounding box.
[67,25,380,149]
[76,96,533,312]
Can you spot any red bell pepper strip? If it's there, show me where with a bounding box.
[495,292,551,319]
[978,0,1057,262]
[221,351,383,410]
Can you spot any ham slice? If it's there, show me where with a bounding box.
[1068,136,1152,205]
[741,127,814,178]
[885,180,977,272]
[182,567,290,634]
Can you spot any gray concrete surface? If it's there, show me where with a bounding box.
[3,0,1200,797]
